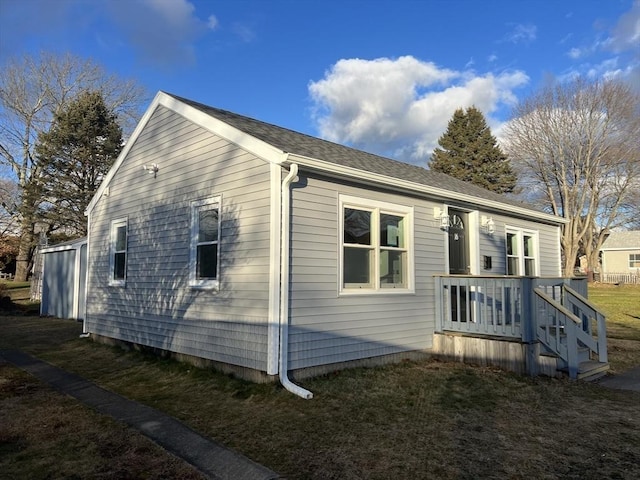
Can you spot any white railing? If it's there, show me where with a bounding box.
[434,276,607,379]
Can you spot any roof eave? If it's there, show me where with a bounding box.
[287,153,566,225]
[85,91,287,216]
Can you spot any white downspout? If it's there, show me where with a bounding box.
[79,211,91,338]
[279,163,313,399]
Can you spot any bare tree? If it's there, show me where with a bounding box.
[0,52,147,280]
[504,77,640,277]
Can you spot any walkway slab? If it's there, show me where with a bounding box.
[1,350,280,480]
[598,365,640,392]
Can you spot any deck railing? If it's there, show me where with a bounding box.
[434,275,607,378]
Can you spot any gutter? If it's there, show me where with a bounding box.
[279,163,313,399]
[286,153,566,225]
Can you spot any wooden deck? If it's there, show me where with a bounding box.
[433,275,608,380]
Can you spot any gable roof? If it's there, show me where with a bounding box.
[170,93,550,218]
[88,91,563,224]
[601,231,640,250]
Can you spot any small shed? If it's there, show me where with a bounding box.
[40,237,87,320]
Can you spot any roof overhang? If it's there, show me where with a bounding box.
[287,153,566,225]
[85,91,287,216]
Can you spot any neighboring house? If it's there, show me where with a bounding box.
[40,237,87,320]
[600,231,640,284]
[82,92,608,397]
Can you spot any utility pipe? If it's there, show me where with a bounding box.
[279,163,313,399]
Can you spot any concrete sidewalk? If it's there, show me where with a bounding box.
[598,365,640,392]
[0,350,280,480]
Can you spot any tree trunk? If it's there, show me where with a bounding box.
[14,221,35,282]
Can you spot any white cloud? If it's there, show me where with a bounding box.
[106,0,217,66]
[608,0,640,52]
[207,14,219,30]
[504,23,537,44]
[309,56,529,165]
[567,47,583,59]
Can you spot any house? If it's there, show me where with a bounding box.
[83,92,608,398]
[39,237,87,320]
[599,231,640,284]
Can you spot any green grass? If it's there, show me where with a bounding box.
[589,283,640,373]
[1,311,639,480]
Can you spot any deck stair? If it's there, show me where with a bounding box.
[534,285,608,380]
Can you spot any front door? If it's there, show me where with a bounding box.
[448,210,470,322]
[448,210,468,275]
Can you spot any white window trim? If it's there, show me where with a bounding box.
[189,196,221,290]
[109,217,128,287]
[505,226,540,276]
[338,194,415,295]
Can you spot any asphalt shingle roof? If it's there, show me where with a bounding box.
[168,93,542,214]
[601,231,640,249]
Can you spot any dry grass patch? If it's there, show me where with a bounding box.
[0,363,205,480]
[2,296,640,480]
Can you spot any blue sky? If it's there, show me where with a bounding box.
[1,0,638,166]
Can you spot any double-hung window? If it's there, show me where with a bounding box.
[340,195,413,294]
[629,254,640,268]
[189,196,221,289]
[109,218,127,286]
[506,228,538,276]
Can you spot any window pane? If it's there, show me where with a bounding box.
[197,244,218,279]
[115,225,126,251]
[525,258,535,276]
[343,247,371,285]
[380,250,405,286]
[344,208,371,245]
[507,257,518,276]
[380,214,404,248]
[506,233,517,256]
[523,235,534,257]
[199,209,218,243]
[114,252,126,279]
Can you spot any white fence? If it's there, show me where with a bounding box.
[599,272,640,285]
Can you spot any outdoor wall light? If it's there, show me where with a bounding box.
[434,207,450,230]
[481,215,495,234]
[143,163,159,178]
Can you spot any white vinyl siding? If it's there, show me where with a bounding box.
[86,106,272,371]
[288,177,437,370]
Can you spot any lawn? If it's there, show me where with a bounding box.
[1,284,639,479]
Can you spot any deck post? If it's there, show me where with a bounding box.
[434,276,443,332]
[522,277,539,376]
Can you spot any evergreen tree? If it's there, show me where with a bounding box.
[36,91,123,236]
[430,106,516,194]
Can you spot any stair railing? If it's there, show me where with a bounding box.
[562,285,608,363]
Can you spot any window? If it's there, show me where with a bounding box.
[506,228,538,276]
[190,196,221,289]
[109,218,127,286]
[340,195,413,293]
[630,254,640,268]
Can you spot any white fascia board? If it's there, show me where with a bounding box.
[85,91,287,216]
[40,239,87,254]
[601,247,640,251]
[287,153,566,225]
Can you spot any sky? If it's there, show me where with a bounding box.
[1,0,639,168]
